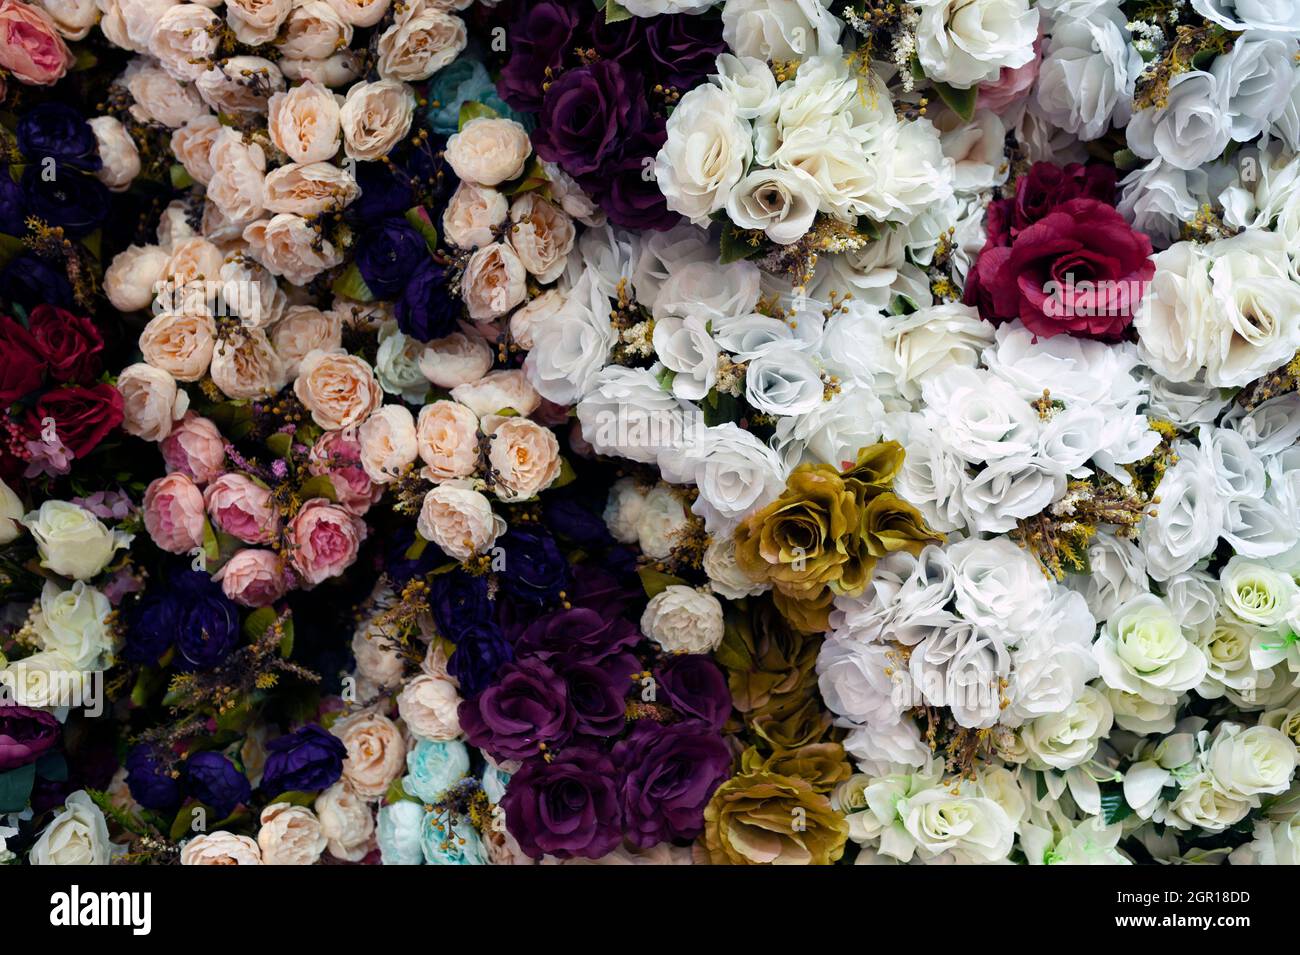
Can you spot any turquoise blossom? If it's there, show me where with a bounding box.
[420,813,488,865]
[403,738,470,803]
[377,800,425,865]
[427,57,530,137]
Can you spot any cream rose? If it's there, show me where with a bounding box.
[376,4,465,82]
[640,585,725,654]
[117,362,189,442]
[148,3,220,81]
[170,115,223,187]
[442,182,507,250]
[126,61,207,127]
[415,399,480,482]
[88,116,140,191]
[449,368,539,419]
[444,116,531,186]
[270,305,343,379]
[0,478,23,544]
[207,129,267,225]
[397,672,462,741]
[315,781,374,861]
[293,349,383,431]
[508,290,563,350]
[508,194,574,284]
[416,484,504,560]
[418,330,493,389]
[1207,724,1298,800]
[225,0,290,45]
[357,404,418,483]
[257,803,327,865]
[104,244,169,312]
[333,711,406,798]
[324,0,389,26]
[29,792,112,866]
[268,81,342,164]
[280,0,352,59]
[210,328,286,399]
[37,0,99,40]
[23,502,122,582]
[487,417,561,502]
[339,79,414,161]
[1094,594,1208,703]
[462,242,527,322]
[243,213,344,285]
[140,308,216,381]
[196,56,284,115]
[263,161,360,216]
[181,831,263,864]
[162,236,224,289]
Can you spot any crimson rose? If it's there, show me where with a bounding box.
[27,305,103,384]
[27,382,123,457]
[0,314,46,402]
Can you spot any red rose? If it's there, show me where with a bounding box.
[26,382,123,458]
[965,198,1154,341]
[983,162,1117,249]
[0,314,47,403]
[27,305,104,384]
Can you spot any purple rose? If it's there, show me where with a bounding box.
[655,654,732,731]
[586,126,678,231]
[260,723,347,796]
[642,14,726,91]
[513,607,640,665]
[561,652,638,739]
[125,744,182,811]
[533,60,651,179]
[497,0,591,112]
[0,704,59,771]
[613,722,731,848]
[184,751,251,818]
[502,748,623,860]
[459,658,574,761]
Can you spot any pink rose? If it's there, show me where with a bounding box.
[0,0,73,86]
[159,412,226,485]
[288,498,365,586]
[143,472,206,554]
[307,428,381,516]
[204,472,281,544]
[214,548,289,607]
[977,38,1041,114]
[415,399,479,482]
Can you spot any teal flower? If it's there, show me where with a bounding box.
[403,738,470,803]
[427,58,530,137]
[420,813,488,865]
[377,800,425,865]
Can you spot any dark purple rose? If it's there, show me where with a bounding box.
[427,570,494,638]
[502,748,623,860]
[0,314,47,403]
[497,0,591,112]
[125,593,178,665]
[0,165,25,235]
[260,723,347,796]
[184,751,251,817]
[0,704,59,771]
[356,219,431,300]
[447,620,513,697]
[459,657,574,761]
[560,652,637,739]
[613,722,731,847]
[350,161,414,221]
[567,562,641,618]
[642,14,726,90]
[655,654,732,731]
[396,259,460,342]
[514,607,640,665]
[17,103,102,172]
[542,495,614,548]
[125,745,182,811]
[175,586,240,671]
[587,126,677,231]
[22,165,109,238]
[496,527,568,605]
[0,253,76,310]
[533,60,651,179]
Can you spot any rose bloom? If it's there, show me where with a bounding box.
[88,116,141,192]
[445,116,531,187]
[487,417,561,502]
[358,404,418,484]
[315,780,374,861]
[214,548,289,607]
[442,182,507,250]
[977,38,1041,113]
[339,79,414,161]
[324,0,388,27]
[0,0,73,85]
[397,672,462,741]
[160,413,226,485]
[244,213,344,285]
[416,483,504,561]
[204,473,280,544]
[307,427,382,515]
[280,0,352,59]
[415,399,479,481]
[117,362,188,441]
[293,349,382,431]
[418,330,493,389]
[208,130,267,225]
[450,368,540,419]
[461,242,527,322]
[226,0,291,45]
[210,328,286,400]
[139,309,216,382]
[196,56,285,115]
[508,290,564,350]
[36,0,99,40]
[104,244,169,312]
[270,305,343,380]
[376,4,465,82]
[332,711,405,798]
[268,81,342,164]
[148,3,220,81]
[181,831,263,865]
[127,61,207,128]
[288,498,365,586]
[257,803,327,865]
[170,115,223,187]
[508,194,575,284]
[162,236,224,289]
[279,51,361,88]
[262,161,359,217]
[143,472,206,554]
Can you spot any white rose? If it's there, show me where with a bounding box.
[909,623,1009,728]
[1213,34,1296,142]
[30,580,113,669]
[1003,592,1099,726]
[651,314,718,402]
[1141,442,1225,582]
[771,383,883,472]
[640,585,725,654]
[1219,557,1298,628]
[1064,531,1148,623]
[29,791,112,865]
[900,788,1014,863]
[314,781,374,861]
[1095,594,1208,703]
[1170,773,1252,832]
[602,476,647,544]
[37,0,98,39]
[374,323,428,403]
[1192,0,1300,35]
[1021,685,1114,771]
[1127,71,1231,171]
[720,0,843,61]
[655,84,752,226]
[1207,724,1298,800]
[1117,159,1203,247]
[523,273,616,405]
[1106,688,1178,735]
[575,366,692,465]
[635,484,689,560]
[684,422,785,533]
[948,537,1053,646]
[340,80,415,161]
[1034,7,1141,141]
[911,0,1038,89]
[744,349,824,416]
[704,534,771,599]
[725,166,820,245]
[0,478,23,544]
[23,500,124,581]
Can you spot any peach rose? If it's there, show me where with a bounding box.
[307,428,381,515]
[279,0,351,59]
[278,51,360,88]
[268,81,342,164]
[271,305,343,379]
[117,362,189,442]
[263,161,359,216]
[444,116,531,187]
[416,483,504,561]
[162,236,223,288]
[157,201,198,247]
[160,412,226,485]
[88,116,140,191]
[196,56,284,115]
[148,3,219,81]
[323,0,388,27]
[0,0,73,85]
[357,404,418,484]
[508,194,574,284]
[207,129,267,225]
[204,472,280,544]
[36,0,98,40]
[339,79,414,161]
[351,620,405,688]
[396,671,461,741]
[449,368,539,418]
[508,289,564,350]
[170,115,223,187]
[376,5,465,82]
[487,417,561,502]
[256,803,326,865]
[143,472,206,554]
[210,327,287,400]
[293,349,382,431]
[415,399,479,482]
[214,548,289,607]
[104,244,169,312]
[139,308,216,382]
[315,780,374,861]
[461,242,527,322]
[441,181,507,250]
[181,831,263,865]
[225,0,290,45]
[332,711,404,798]
[288,498,364,586]
[243,213,343,285]
[217,253,286,330]
[126,60,207,127]
[417,329,493,389]
[107,0,174,52]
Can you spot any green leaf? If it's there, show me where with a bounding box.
[243,606,278,642]
[720,226,763,265]
[1113,148,1142,172]
[267,790,317,808]
[1099,784,1134,825]
[265,432,293,458]
[929,80,977,123]
[170,164,195,190]
[35,752,68,782]
[278,616,295,659]
[654,366,677,393]
[552,456,576,489]
[0,763,36,812]
[201,519,221,566]
[504,155,550,197]
[331,263,374,303]
[0,232,25,272]
[458,100,499,130]
[404,206,439,254]
[297,474,338,502]
[701,389,742,427]
[405,535,429,561]
[637,565,687,599]
[71,48,98,71]
[603,0,632,23]
[385,776,418,805]
[1035,772,1048,802]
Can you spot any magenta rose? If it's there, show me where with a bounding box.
[287,499,365,587]
[204,472,280,545]
[965,198,1154,341]
[0,314,46,402]
[0,0,73,87]
[307,429,381,517]
[143,472,207,554]
[0,704,59,771]
[27,305,103,384]
[159,413,226,485]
